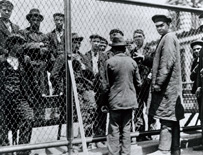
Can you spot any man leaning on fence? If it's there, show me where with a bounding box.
[102,36,141,155]
[147,15,184,155]
[0,34,34,155]
[0,0,19,56]
[18,8,51,119]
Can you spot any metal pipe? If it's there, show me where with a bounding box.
[98,0,203,14]
[0,125,201,153]
[64,0,73,154]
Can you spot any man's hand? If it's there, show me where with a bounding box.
[196,87,202,98]
[153,85,161,92]
[133,52,144,61]
[200,68,203,78]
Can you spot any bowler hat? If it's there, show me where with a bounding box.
[152,14,172,23]
[109,36,126,47]
[5,34,26,49]
[109,29,124,36]
[53,13,64,18]
[26,8,44,21]
[72,33,83,41]
[0,0,13,9]
[89,34,101,39]
[190,39,203,49]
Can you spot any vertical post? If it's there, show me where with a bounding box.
[64,0,73,154]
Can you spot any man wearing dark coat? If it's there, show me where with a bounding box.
[18,8,50,120]
[46,13,65,59]
[190,39,203,151]
[147,15,184,155]
[0,34,33,155]
[128,29,155,141]
[102,36,141,155]
[0,0,19,55]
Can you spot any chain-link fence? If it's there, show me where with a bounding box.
[0,0,203,154]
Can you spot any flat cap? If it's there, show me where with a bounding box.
[109,29,124,36]
[190,39,203,49]
[89,34,101,39]
[152,14,172,23]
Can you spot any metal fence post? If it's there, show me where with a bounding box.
[64,0,73,154]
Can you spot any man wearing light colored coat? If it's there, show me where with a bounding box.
[147,15,184,155]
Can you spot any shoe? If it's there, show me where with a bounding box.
[147,150,170,155]
[171,149,180,155]
[96,142,106,148]
[193,145,203,151]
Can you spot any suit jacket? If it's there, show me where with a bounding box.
[84,50,110,104]
[46,29,65,58]
[0,18,20,55]
[103,53,142,110]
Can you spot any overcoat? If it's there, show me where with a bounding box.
[0,18,19,55]
[148,32,184,121]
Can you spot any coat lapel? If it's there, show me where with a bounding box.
[0,19,11,36]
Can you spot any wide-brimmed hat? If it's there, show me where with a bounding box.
[53,13,64,18]
[5,34,26,49]
[0,0,13,9]
[190,39,203,49]
[26,8,44,21]
[109,29,124,36]
[152,14,172,23]
[72,33,83,41]
[109,36,126,46]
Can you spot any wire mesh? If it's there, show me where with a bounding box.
[71,0,202,142]
[0,0,202,154]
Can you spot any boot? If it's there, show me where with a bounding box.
[171,149,180,155]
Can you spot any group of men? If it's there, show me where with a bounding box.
[0,0,200,155]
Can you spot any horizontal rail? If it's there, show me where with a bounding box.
[0,125,201,153]
[98,0,203,14]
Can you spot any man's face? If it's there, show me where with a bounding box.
[29,16,41,28]
[99,40,107,51]
[193,44,202,58]
[90,38,100,51]
[133,33,145,48]
[110,32,123,41]
[155,21,169,36]
[0,6,12,20]
[54,16,64,30]
[127,42,136,51]
[72,39,82,53]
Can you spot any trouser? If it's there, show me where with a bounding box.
[197,97,203,145]
[93,106,107,137]
[107,109,132,155]
[2,96,33,155]
[159,119,180,152]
